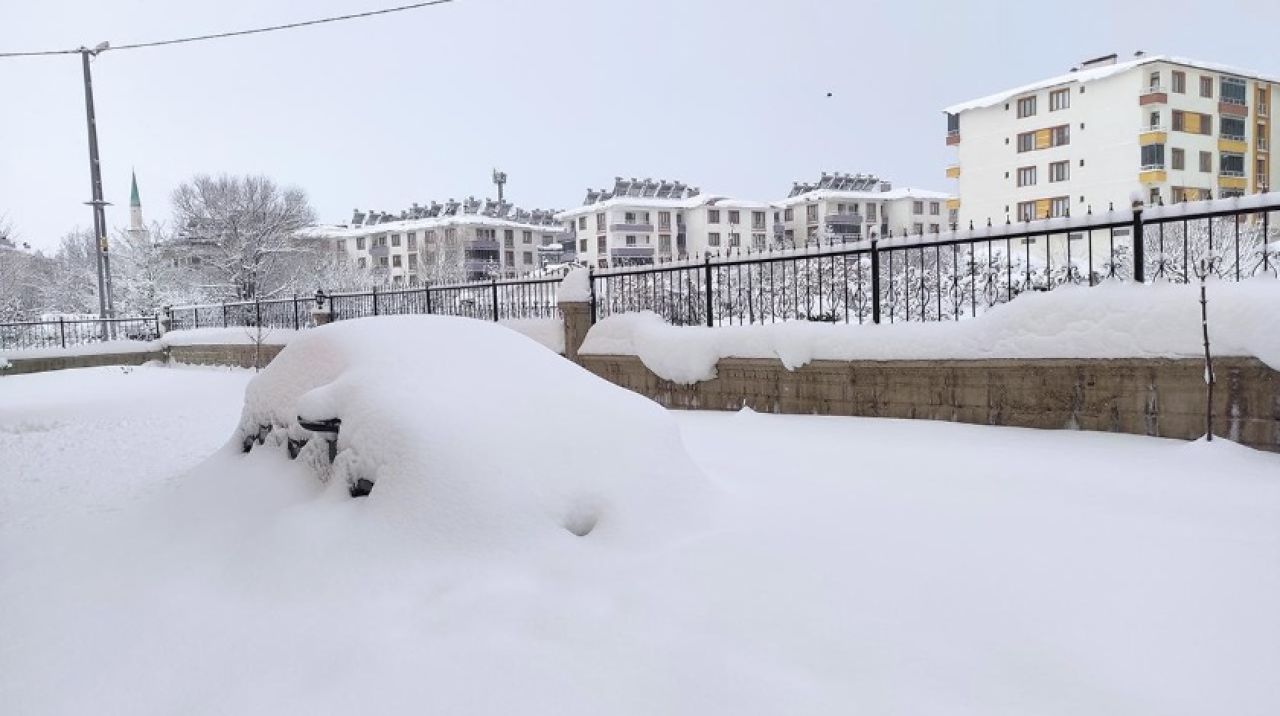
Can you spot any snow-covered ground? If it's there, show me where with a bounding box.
[2,362,1279,714]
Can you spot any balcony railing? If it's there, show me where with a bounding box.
[824,212,864,225]
[1140,124,1167,133]
[611,246,655,258]
[610,223,654,233]
[1140,163,1166,171]
[369,245,389,258]
[1220,169,1246,178]
[945,130,960,145]
[466,238,499,250]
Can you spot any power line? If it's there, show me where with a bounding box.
[0,0,455,59]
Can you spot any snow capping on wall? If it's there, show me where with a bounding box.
[579,278,1280,384]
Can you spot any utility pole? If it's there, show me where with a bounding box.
[79,43,115,335]
[492,168,507,204]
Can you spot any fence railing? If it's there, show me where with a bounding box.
[590,195,1280,327]
[0,316,161,352]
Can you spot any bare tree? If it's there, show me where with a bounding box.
[171,175,317,300]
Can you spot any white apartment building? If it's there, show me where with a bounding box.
[304,198,567,285]
[945,52,1279,227]
[556,178,775,267]
[773,172,956,242]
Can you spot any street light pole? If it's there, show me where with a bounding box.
[79,43,115,335]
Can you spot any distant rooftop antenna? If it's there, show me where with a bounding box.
[492,168,507,204]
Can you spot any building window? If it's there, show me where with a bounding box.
[358,257,367,268]
[658,211,671,228]
[408,254,418,268]
[624,211,636,224]
[1171,148,1185,170]
[929,202,940,215]
[784,207,794,221]
[728,210,740,225]
[1172,110,1212,135]
[391,234,401,247]
[1017,166,1036,187]
[578,216,587,230]
[1051,197,1070,218]
[805,204,818,223]
[1171,70,1186,94]
[1049,88,1070,111]
[378,257,389,268]
[912,223,924,234]
[623,235,636,246]
[912,200,924,214]
[1199,151,1212,173]
[596,236,606,254]
[336,239,346,251]
[595,213,605,231]
[1220,116,1246,141]
[392,255,402,268]
[752,233,766,249]
[659,234,671,253]
[1016,201,1035,221]
[928,224,940,233]
[356,237,366,250]
[1017,131,1035,152]
[1220,152,1245,177]
[865,203,877,222]
[522,230,532,244]
[1199,76,1213,98]
[1150,188,1161,205]
[1148,110,1161,129]
[1017,95,1036,118]
[1221,76,1247,105]
[1048,160,1069,182]
[406,232,416,249]
[579,238,587,252]
[1148,71,1160,90]
[522,252,533,265]
[752,211,765,229]
[708,232,721,247]
[1141,143,1165,169]
[708,209,720,224]
[1051,124,1070,146]
[504,251,514,266]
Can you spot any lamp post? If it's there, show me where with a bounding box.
[79,42,115,336]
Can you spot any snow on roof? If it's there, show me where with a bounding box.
[943,54,1280,115]
[555,193,722,219]
[298,213,568,240]
[776,187,953,208]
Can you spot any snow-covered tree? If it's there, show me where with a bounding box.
[171,174,317,300]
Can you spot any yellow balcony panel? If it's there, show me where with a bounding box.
[945,165,961,179]
[1219,138,1248,153]
[1219,175,1248,190]
[1139,169,1167,184]
[945,198,961,211]
[1034,129,1052,150]
[1139,131,1167,145]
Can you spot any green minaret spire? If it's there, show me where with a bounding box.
[130,170,141,208]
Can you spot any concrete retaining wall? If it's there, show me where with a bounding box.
[167,344,285,370]
[2,350,165,375]
[579,353,1280,451]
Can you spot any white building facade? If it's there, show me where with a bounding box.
[556,178,776,267]
[774,172,955,242]
[945,53,1279,227]
[305,198,568,285]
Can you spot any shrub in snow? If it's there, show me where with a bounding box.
[234,315,707,543]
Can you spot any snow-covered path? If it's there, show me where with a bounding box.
[2,366,1279,714]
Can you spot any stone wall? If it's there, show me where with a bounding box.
[2,350,165,376]
[578,354,1280,451]
[168,344,285,370]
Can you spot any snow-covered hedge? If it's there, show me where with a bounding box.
[580,278,1280,384]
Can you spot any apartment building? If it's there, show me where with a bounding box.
[556,178,775,267]
[944,52,1279,226]
[305,197,567,285]
[773,172,956,242]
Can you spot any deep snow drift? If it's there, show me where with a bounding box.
[235,315,706,544]
[581,278,1280,383]
[3,363,1279,715]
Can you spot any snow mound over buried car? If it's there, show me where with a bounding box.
[235,315,708,545]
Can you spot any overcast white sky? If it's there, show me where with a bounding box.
[3,0,1278,251]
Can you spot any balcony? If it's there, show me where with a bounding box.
[611,246,655,258]
[369,245,389,258]
[945,130,960,146]
[1219,137,1248,153]
[1258,103,1270,118]
[1139,129,1167,146]
[610,223,654,233]
[824,212,863,225]
[1139,87,1168,105]
[465,238,499,250]
[1139,166,1167,184]
[1258,174,1270,190]
[945,164,961,179]
[1219,174,1248,191]
[1219,100,1248,117]
[1259,137,1269,153]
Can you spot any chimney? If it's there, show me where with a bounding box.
[1079,53,1118,70]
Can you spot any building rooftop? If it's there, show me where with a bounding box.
[943,53,1280,115]
[777,186,953,208]
[787,172,888,198]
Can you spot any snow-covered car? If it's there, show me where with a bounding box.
[235,315,707,543]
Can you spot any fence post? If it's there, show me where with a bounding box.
[1132,200,1146,283]
[870,239,882,324]
[491,278,500,322]
[424,283,433,315]
[703,256,714,327]
[59,317,66,348]
[293,295,300,330]
[587,267,597,325]
[255,298,262,327]
[222,302,228,328]
[372,286,379,316]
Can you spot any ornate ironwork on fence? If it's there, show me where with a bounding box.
[590,196,1280,327]
[0,316,161,352]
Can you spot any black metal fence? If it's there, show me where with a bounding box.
[591,197,1280,327]
[166,276,563,332]
[0,316,161,352]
